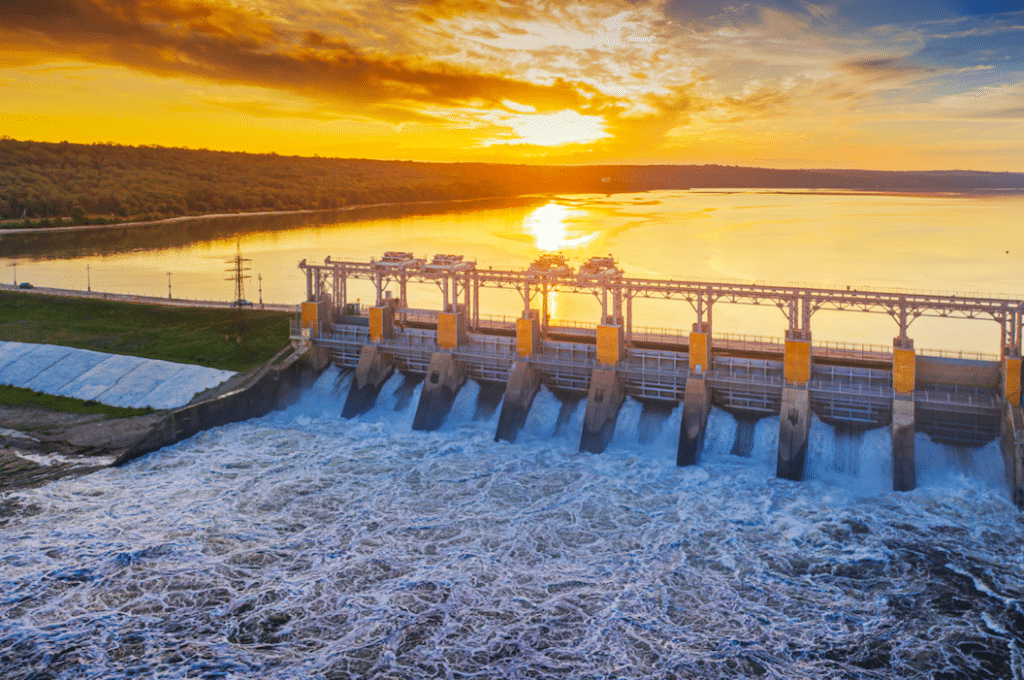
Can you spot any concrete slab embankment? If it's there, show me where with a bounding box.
[0,341,236,409]
[111,345,326,467]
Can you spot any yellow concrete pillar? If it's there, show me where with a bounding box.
[893,346,916,394]
[596,324,625,366]
[1003,355,1022,405]
[784,334,812,384]
[516,316,540,358]
[438,309,467,349]
[301,301,321,337]
[689,330,710,374]
[369,305,395,343]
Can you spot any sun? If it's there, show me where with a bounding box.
[485,107,612,147]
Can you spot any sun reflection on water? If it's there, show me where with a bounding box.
[523,202,597,252]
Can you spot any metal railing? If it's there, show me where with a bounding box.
[308,320,1009,429]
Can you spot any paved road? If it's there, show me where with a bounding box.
[0,283,297,312]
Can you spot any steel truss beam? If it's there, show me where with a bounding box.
[299,256,1024,353]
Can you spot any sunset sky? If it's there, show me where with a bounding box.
[1,1,1022,170]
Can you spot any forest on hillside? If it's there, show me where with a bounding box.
[2,137,1023,227]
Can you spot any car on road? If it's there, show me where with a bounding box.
[231,299,254,307]
[18,282,33,289]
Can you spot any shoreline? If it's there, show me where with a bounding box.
[3,187,1022,236]
[0,195,534,235]
[0,283,296,312]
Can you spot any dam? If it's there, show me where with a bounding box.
[290,251,1024,507]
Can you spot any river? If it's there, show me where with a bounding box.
[4,189,1024,350]
[2,190,1024,678]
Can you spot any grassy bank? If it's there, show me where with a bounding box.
[0,384,154,418]
[0,292,291,373]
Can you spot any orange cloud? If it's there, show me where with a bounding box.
[1,0,1021,170]
[0,0,589,113]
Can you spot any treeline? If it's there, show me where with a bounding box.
[2,137,1023,225]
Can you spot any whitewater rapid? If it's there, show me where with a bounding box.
[1,367,1022,678]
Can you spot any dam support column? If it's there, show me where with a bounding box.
[301,300,329,338]
[342,305,396,418]
[412,308,468,431]
[678,323,712,466]
[891,339,916,492]
[496,313,543,443]
[580,324,626,453]
[777,331,812,481]
[1000,350,1024,507]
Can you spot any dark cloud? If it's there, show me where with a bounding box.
[841,56,939,80]
[0,0,588,113]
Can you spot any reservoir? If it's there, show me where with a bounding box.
[4,189,1024,351]
[2,189,1023,678]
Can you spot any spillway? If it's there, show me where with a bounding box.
[2,367,1021,679]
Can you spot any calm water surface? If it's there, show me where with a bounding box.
[4,190,1024,350]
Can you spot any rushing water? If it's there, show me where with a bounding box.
[2,368,1023,679]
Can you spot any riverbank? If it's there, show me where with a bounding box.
[0,195,528,235]
[0,344,327,490]
[0,291,309,488]
[0,290,292,372]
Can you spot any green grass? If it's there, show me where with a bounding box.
[0,292,292,373]
[0,384,154,418]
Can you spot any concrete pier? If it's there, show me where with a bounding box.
[342,344,395,418]
[778,331,812,481]
[438,309,468,349]
[891,397,916,492]
[678,376,711,466]
[516,314,540,358]
[678,326,713,466]
[495,359,543,443]
[1001,403,1024,508]
[412,352,468,431]
[301,300,329,337]
[579,366,626,453]
[777,386,811,481]
[369,304,395,343]
[891,339,916,492]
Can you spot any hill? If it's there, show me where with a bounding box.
[1,137,1022,225]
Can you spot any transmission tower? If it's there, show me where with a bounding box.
[225,242,252,336]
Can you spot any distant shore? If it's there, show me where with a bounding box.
[4,186,1022,236]
[0,195,531,235]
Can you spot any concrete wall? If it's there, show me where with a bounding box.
[111,346,324,467]
[891,397,916,492]
[915,356,1000,389]
[777,387,811,481]
[495,359,542,443]
[678,375,711,466]
[579,367,626,453]
[412,352,468,431]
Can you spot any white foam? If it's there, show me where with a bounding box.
[0,368,1019,679]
